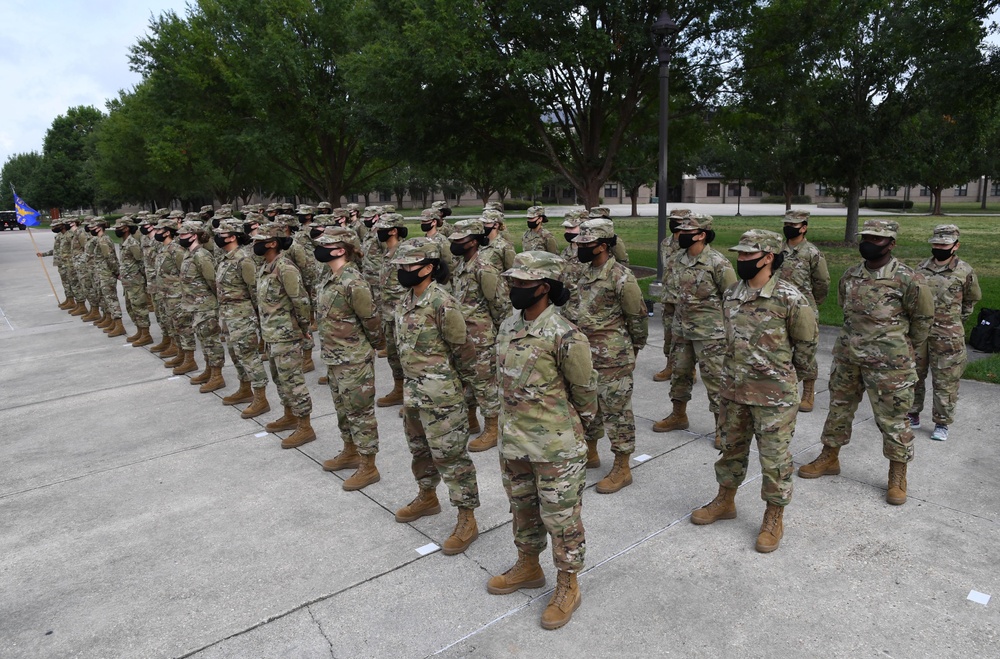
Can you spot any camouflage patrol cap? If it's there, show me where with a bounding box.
[296,205,315,216]
[317,201,333,211]
[588,206,611,219]
[199,205,214,214]
[279,202,294,213]
[421,208,442,222]
[526,206,546,219]
[929,224,960,245]
[50,218,65,228]
[382,204,396,213]
[503,251,565,282]
[243,212,264,225]
[361,206,379,218]
[573,218,615,243]
[114,216,137,228]
[219,203,233,213]
[216,219,244,234]
[179,221,205,235]
[783,209,811,223]
[311,214,335,227]
[274,214,299,228]
[168,210,184,219]
[154,208,170,217]
[136,216,155,226]
[431,200,449,210]
[668,208,692,219]
[449,219,485,240]
[481,209,504,225]
[376,213,406,229]
[346,203,360,212]
[155,218,179,230]
[675,213,713,231]
[183,212,201,222]
[92,217,109,228]
[562,211,584,228]
[265,203,279,213]
[315,225,360,249]
[243,203,261,213]
[730,229,783,254]
[252,223,285,241]
[485,201,504,212]
[391,237,440,265]
[857,218,898,239]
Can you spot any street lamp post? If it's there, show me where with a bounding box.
[652,11,680,282]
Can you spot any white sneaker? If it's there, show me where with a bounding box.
[907,413,920,429]
[930,424,949,441]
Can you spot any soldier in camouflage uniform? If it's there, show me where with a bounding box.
[908,224,981,442]
[91,218,126,338]
[448,219,509,451]
[522,206,559,254]
[779,210,830,412]
[654,214,737,448]
[142,213,172,354]
[587,206,629,264]
[488,250,598,630]
[154,217,193,372]
[374,213,410,407]
[558,210,587,298]
[114,217,153,346]
[56,219,80,311]
[65,217,91,317]
[691,230,818,554]
[653,209,692,382]
[799,219,933,506]
[36,219,73,310]
[391,238,481,555]
[81,219,104,324]
[481,209,516,273]
[274,214,318,374]
[420,208,458,274]
[360,206,385,307]
[564,219,648,493]
[214,219,271,417]
[176,221,225,392]
[254,223,316,448]
[431,200,454,237]
[314,227,386,491]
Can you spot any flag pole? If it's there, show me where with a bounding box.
[27,226,63,305]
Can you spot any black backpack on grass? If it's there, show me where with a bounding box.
[969,308,1000,353]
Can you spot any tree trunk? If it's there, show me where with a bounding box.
[845,180,861,244]
[932,186,943,215]
[784,181,794,211]
[581,181,601,210]
[629,185,640,217]
[395,191,404,209]
[363,193,370,206]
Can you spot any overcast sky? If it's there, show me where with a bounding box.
[0,0,188,168]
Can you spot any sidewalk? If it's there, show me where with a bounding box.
[1,229,997,658]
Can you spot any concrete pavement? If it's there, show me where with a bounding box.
[2,229,998,658]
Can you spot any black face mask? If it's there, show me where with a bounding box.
[377,229,392,243]
[154,232,167,242]
[782,225,803,240]
[564,232,578,244]
[577,245,598,263]
[678,233,698,249]
[421,222,435,232]
[140,225,151,235]
[314,246,339,263]
[527,219,541,229]
[932,247,955,262]
[253,241,271,256]
[52,227,60,234]
[450,242,468,257]
[737,256,767,282]
[214,235,230,249]
[397,267,429,288]
[178,236,195,249]
[114,228,126,238]
[669,219,682,233]
[510,284,545,310]
[363,219,375,228]
[211,217,221,229]
[859,241,888,261]
[310,227,324,240]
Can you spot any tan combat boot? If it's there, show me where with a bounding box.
[394,488,442,522]
[799,379,816,413]
[798,446,841,479]
[376,379,404,407]
[172,350,198,375]
[343,453,380,491]
[96,311,112,329]
[595,453,632,494]
[467,405,482,435]
[81,305,98,322]
[107,319,126,338]
[541,571,581,630]
[59,297,75,310]
[653,361,672,382]
[126,326,141,343]
[241,388,271,419]
[161,339,180,359]
[281,414,316,449]
[199,366,226,393]
[164,347,185,368]
[755,502,784,553]
[442,508,479,555]
[468,416,498,452]
[69,301,88,316]
[318,374,329,385]
[222,380,253,405]
[886,461,908,505]
[376,348,387,358]
[265,405,297,432]
[149,334,170,353]
[302,349,315,373]
[653,400,689,432]
[585,440,601,469]
[487,551,546,594]
[189,363,212,385]
[691,485,738,525]
[132,328,153,347]
[322,442,360,471]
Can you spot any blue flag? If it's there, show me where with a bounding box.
[14,191,41,227]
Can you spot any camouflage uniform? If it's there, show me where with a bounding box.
[498,252,598,571]
[377,214,410,382]
[360,207,384,306]
[559,210,587,301]
[255,224,313,417]
[83,223,103,313]
[69,222,92,309]
[420,209,458,274]
[587,207,629,264]
[154,219,186,342]
[564,219,648,455]
[522,206,559,254]
[449,219,508,419]
[315,228,385,455]
[661,214,737,414]
[778,210,830,381]
[480,210,517,273]
[910,225,981,426]
[275,214,317,356]
[179,232,224,367]
[393,238,480,510]
[819,220,933,463]
[215,220,267,389]
[116,219,151,330]
[716,231,818,506]
[139,218,163,330]
[93,222,122,320]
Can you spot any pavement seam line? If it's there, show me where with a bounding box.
[307,604,337,659]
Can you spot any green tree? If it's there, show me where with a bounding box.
[0,152,44,210]
[33,106,105,212]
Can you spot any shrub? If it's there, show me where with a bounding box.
[859,199,914,209]
[760,195,812,204]
[501,199,535,211]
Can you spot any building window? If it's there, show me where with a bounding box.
[706,183,721,197]
[604,184,619,198]
[379,191,392,202]
[919,187,930,197]
[991,182,1000,197]
[816,184,828,197]
[728,183,741,197]
[449,191,458,200]
[348,194,359,203]
[883,186,898,197]
[747,186,761,197]
[954,184,968,197]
